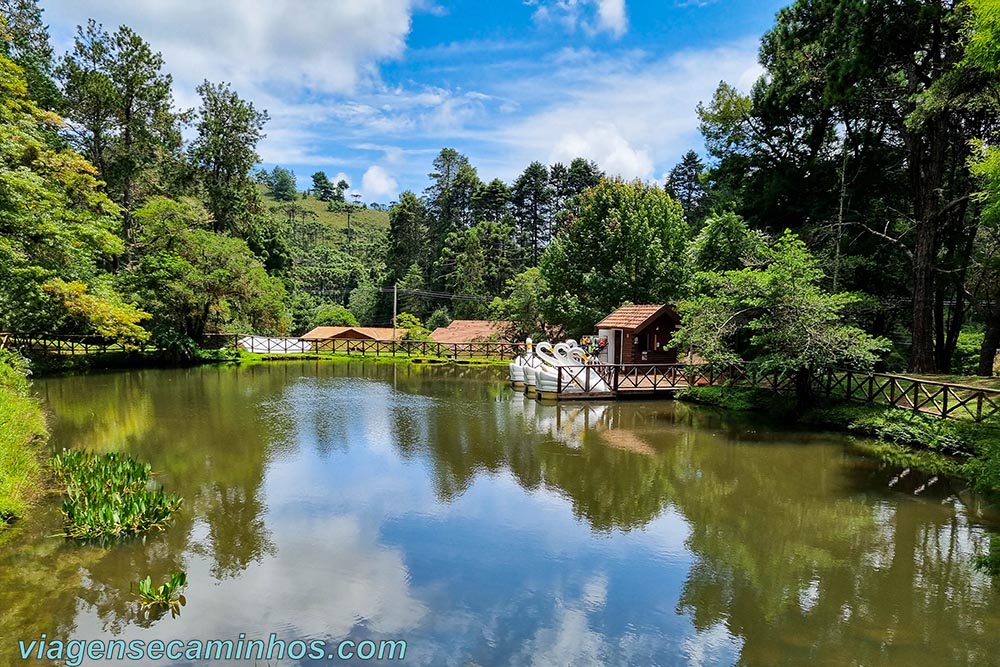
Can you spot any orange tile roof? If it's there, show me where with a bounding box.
[595,305,678,331]
[429,319,514,343]
[300,326,407,340]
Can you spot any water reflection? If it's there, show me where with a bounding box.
[0,362,996,666]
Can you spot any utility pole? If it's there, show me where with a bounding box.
[392,283,398,341]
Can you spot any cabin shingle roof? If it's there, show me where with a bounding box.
[595,305,678,331]
[300,326,406,341]
[430,319,513,343]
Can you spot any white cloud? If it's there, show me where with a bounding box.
[529,0,628,38]
[550,123,653,180]
[491,40,762,181]
[45,0,416,96]
[596,0,628,37]
[362,165,399,200]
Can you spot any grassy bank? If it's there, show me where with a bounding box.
[0,353,47,528]
[675,385,1000,492]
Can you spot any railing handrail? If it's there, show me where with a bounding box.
[830,367,1000,396]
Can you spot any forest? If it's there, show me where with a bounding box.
[1,0,999,376]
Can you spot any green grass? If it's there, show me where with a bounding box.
[259,187,390,235]
[975,534,1000,577]
[0,354,47,527]
[50,449,182,540]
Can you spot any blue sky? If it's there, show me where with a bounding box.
[41,0,787,204]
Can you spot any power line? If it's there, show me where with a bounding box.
[378,287,493,302]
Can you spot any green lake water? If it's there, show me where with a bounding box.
[2,361,1000,666]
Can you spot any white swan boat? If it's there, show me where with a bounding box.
[509,337,610,395]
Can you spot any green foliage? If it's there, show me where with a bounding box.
[269,165,297,202]
[675,231,890,374]
[489,267,555,341]
[964,0,1000,72]
[311,303,358,328]
[674,385,779,412]
[397,262,429,318]
[541,178,690,337]
[0,0,60,109]
[0,352,45,525]
[665,150,709,226]
[425,307,452,331]
[310,171,334,201]
[41,278,150,346]
[118,197,289,342]
[0,47,138,337]
[188,80,268,234]
[50,449,182,540]
[843,409,963,453]
[953,330,985,374]
[512,160,554,265]
[387,191,428,282]
[395,312,431,340]
[688,211,767,273]
[348,281,379,326]
[135,571,187,618]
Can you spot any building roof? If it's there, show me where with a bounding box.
[429,319,514,343]
[595,304,679,332]
[300,326,407,341]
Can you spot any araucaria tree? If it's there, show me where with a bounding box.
[673,231,889,403]
[541,179,690,336]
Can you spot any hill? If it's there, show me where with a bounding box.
[258,186,390,235]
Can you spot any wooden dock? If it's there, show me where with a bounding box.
[518,363,1000,423]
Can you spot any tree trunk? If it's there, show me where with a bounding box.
[979,322,1000,377]
[795,366,815,409]
[910,222,937,373]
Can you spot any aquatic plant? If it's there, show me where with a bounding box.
[50,450,182,540]
[135,571,187,618]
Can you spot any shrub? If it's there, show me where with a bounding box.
[426,308,452,331]
[311,303,359,328]
[953,330,985,374]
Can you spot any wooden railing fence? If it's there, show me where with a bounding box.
[550,362,999,422]
[0,333,524,361]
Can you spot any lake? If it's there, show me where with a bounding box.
[2,361,999,666]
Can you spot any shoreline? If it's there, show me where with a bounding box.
[673,385,1000,494]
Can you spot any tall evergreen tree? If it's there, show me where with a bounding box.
[387,191,428,282]
[0,0,59,109]
[311,171,334,201]
[424,148,480,286]
[269,166,297,201]
[665,150,709,226]
[188,80,268,234]
[58,22,179,254]
[512,161,554,266]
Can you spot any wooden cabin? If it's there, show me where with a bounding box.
[595,304,681,365]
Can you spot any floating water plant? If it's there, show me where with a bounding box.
[135,571,187,618]
[50,450,182,540]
